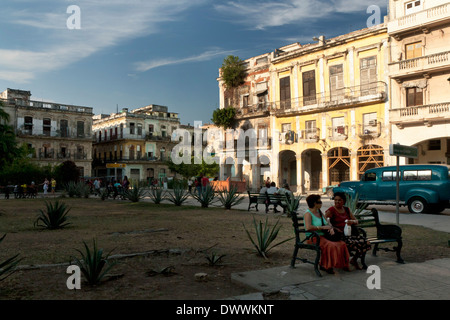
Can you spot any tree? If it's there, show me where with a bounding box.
[54,160,80,185]
[211,107,236,129]
[221,55,246,88]
[167,155,219,179]
[0,101,22,168]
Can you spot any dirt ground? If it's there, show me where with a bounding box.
[0,197,449,300]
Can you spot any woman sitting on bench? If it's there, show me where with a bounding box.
[304,194,350,274]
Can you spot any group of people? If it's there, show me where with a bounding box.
[259,180,293,212]
[304,192,371,274]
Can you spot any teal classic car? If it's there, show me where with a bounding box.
[332,164,450,214]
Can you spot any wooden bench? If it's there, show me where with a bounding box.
[247,191,268,211]
[290,213,322,277]
[247,191,291,213]
[355,208,404,269]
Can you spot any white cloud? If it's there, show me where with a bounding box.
[214,0,387,29]
[0,0,207,83]
[135,48,237,72]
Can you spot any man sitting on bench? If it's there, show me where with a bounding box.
[267,182,281,213]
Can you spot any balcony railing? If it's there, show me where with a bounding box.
[389,51,450,78]
[17,128,92,139]
[357,121,382,139]
[390,102,450,127]
[270,82,387,114]
[12,99,93,114]
[388,2,450,36]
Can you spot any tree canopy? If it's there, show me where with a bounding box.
[221,55,246,88]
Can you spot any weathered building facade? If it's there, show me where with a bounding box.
[1,88,93,177]
[92,104,188,183]
[387,0,450,165]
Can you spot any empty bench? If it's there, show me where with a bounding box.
[355,208,404,269]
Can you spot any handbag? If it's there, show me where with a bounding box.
[320,211,343,242]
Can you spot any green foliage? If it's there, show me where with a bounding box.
[243,216,292,259]
[0,234,21,281]
[191,185,217,208]
[148,187,166,204]
[54,160,80,185]
[65,181,90,198]
[166,183,189,206]
[343,192,370,217]
[221,55,246,88]
[284,194,303,218]
[211,107,236,129]
[166,156,219,179]
[0,102,26,169]
[206,252,226,266]
[217,185,245,210]
[71,239,117,286]
[34,200,71,230]
[123,184,147,202]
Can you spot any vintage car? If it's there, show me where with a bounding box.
[332,164,450,214]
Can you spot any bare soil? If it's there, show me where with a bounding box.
[0,197,449,300]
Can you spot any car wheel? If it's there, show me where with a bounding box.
[407,197,428,214]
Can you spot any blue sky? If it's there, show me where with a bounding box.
[0,0,387,126]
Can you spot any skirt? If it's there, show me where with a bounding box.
[309,236,350,269]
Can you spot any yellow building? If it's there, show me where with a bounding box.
[269,24,390,194]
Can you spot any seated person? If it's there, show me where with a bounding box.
[267,182,281,212]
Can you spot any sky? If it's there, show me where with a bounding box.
[0,0,388,126]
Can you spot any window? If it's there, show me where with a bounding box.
[364,172,377,181]
[363,113,377,135]
[281,123,291,133]
[429,140,441,151]
[137,124,143,136]
[405,0,422,15]
[77,121,84,138]
[60,120,68,137]
[43,118,51,136]
[404,170,432,181]
[302,70,316,105]
[332,117,346,138]
[360,56,377,95]
[406,87,423,107]
[129,122,135,135]
[279,76,291,109]
[24,116,33,135]
[243,95,249,108]
[382,171,398,181]
[329,64,344,101]
[305,120,317,139]
[405,42,422,60]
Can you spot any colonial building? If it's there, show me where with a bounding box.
[217,53,272,190]
[387,0,450,165]
[0,88,93,177]
[92,104,190,183]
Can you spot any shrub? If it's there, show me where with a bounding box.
[284,193,303,217]
[148,187,166,204]
[166,184,189,206]
[191,185,217,208]
[217,185,245,209]
[243,216,292,259]
[206,252,226,267]
[34,200,71,230]
[123,184,147,202]
[71,239,117,286]
[0,234,21,281]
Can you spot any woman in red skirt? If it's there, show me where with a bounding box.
[304,194,350,274]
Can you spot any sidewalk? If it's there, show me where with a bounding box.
[228,257,450,300]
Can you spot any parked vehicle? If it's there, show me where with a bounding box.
[332,164,450,214]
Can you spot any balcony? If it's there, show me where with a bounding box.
[390,102,450,128]
[357,121,382,140]
[301,128,320,143]
[389,51,450,80]
[327,125,348,141]
[17,127,92,140]
[271,82,387,116]
[235,103,270,119]
[388,2,450,38]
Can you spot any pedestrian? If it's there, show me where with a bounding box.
[305,194,350,274]
[122,175,130,190]
[325,192,371,270]
[41,178,49,197]
[51,178,56,195]
[188,179,193,193]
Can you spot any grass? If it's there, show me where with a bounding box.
[0,197,448,299]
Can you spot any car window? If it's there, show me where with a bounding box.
[403,170,432,181]
[382,171,397,181]
[365,172,377,181]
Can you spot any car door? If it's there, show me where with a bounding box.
[377,170,397,201]
[358,171,378,200]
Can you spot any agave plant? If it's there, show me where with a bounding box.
[243,216,292,259]
[191,185,217,208]
[148,187,166,204]
[284,193,303,217]
[34,200,71,230]
[71,239,117,286]
[166,184,189,206]
[206,252,226,266]
[0,234,21,281]
[217,185,245,210]
[344,192,370,217]
[123,184,147,202]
